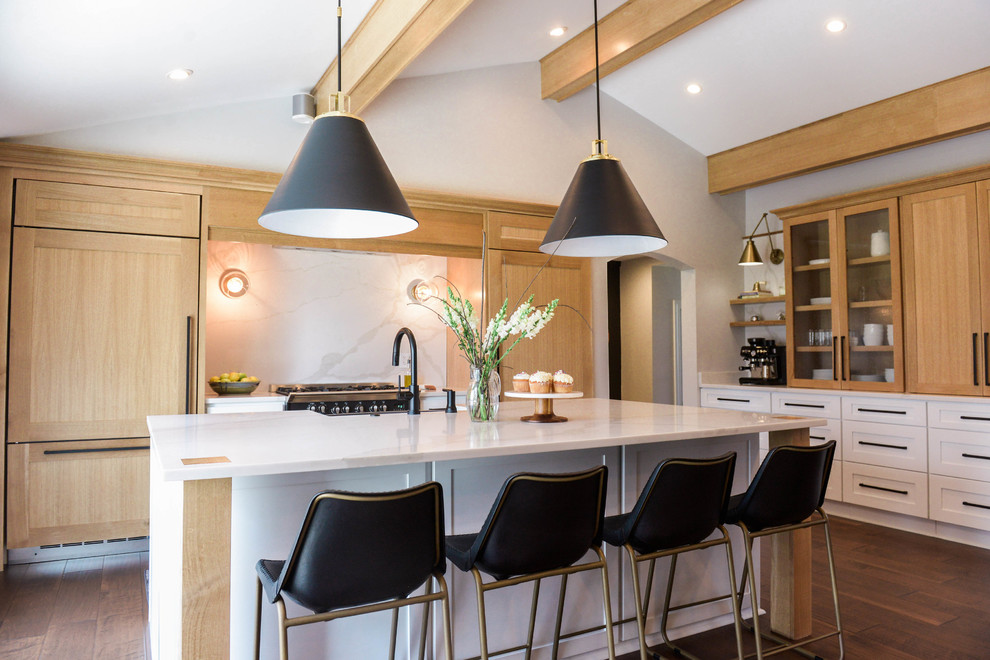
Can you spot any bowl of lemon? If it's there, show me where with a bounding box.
[209,372,260,395]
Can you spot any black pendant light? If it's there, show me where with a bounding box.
[259,1,417,239]
[540,0,667,258]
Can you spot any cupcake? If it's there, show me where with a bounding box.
[512,371,531,392]
[528,371,553,394]
[553,370,574,393]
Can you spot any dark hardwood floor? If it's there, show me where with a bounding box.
[0,551,148,659]
[0,518,988,659]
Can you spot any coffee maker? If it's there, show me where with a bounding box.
[739,338,786,385]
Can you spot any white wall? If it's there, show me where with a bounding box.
[11,62,747,398]
[206,242,448,389]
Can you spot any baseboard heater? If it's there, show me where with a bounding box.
[7,536,150,564]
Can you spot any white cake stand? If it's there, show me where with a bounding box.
[504,391,583,423]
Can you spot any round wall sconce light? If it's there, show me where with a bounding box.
[220,269,250,298]
[407,278,438,303]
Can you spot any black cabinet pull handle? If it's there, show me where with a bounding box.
[974,333,980,387]
[963,501,990,511]
[858,440,908,451]
[832,341,838,380]
[857,407,907,415]
[784,402,826,409]
[984,332,989,387]
[186,315,194,414]
[44,445,150,456]
[960,415,990,422]
[810,435,826,441]
[961,453,990,461]
[860,483,909,495]
[840,336,846,380]
[716,397,750,403]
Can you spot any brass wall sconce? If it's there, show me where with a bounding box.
[739,212,784,266]
[219,268,249,298]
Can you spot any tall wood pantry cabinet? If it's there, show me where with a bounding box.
[900,182,990,395]
[6,179,200,548]
[485,211,594,397]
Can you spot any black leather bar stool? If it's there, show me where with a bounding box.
[726,441,843,660]
[603,452,743,660]
[254,482,452,660]
[445,465,615,660]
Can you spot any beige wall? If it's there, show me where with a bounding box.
[619,258,655,402]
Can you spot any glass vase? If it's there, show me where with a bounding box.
[467,366,500,422]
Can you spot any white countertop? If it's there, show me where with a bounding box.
[147,398,824,482]
[699,382,990,404]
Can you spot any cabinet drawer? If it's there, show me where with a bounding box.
[6,439,150,548]
[930,475,990,532]
[929,428,990,481]
[825,459,842,501]
[700,388,771,413]
[843,421,927,471]
[809,418,843,461]
[842,462,928,518]
[842,396,926,427]
[928,400,990,432]
[772,392,841,419]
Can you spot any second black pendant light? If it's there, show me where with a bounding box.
[540,0,668,258]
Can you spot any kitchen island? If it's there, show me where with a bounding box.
[148,398,824,659]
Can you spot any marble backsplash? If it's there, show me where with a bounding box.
[206,242,451,390]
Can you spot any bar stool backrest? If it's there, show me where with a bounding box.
[273,482,445,613]
[732,442,836,533]
[467,466,608,580]
[620,452,736,554]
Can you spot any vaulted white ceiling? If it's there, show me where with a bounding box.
[3,0,989,159]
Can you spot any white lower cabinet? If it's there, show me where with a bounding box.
[700,388,771,412]
[843,420,927,472]
[929,428,990,481]
[842,462,928,518]
[929,475,990,532]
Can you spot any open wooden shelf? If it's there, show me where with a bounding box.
[730,295,786,305]
[730,320,786,327]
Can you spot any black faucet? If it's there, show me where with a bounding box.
[391,327,420,415]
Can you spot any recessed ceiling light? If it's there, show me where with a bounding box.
[825,19,846,33]
[167,68,193,81]
[686,83,702,95]
[549,26,567,37]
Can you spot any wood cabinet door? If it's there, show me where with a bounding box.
[8,228,200,442]
[6,439,150,547]
[485,250,593,397]
[486,211,553,252]
[901,184,982,395]
[15,179,200,237]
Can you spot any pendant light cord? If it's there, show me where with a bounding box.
[337,0,342,93]
[594,0,601,145]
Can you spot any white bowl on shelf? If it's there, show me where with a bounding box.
[809,297,831,305]
[811,368,833,380]
[851,374,883,382]
[808,258,830,265]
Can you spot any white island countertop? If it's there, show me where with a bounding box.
[147,397,824,481]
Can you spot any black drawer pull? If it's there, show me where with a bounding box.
[960,415,990,422]
[716,397,751,403]
[963,501,990,511]
[975,333,980,387]
[961,453,990,461]
[857,407,907,415]
[810,435,827,441]
[784,402,826,409]
[860,483,909,495]
[43,445,150,456]
[858,440,908,451]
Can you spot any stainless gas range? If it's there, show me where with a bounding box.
[272,382,414,416]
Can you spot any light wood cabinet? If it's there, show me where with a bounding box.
[901,183,990,395]
[15,179,200,237]
[486,211,555,252]
[6,439,150,547]
[485,250,594,397]
[8,228,200,443]
[783,199,903,391]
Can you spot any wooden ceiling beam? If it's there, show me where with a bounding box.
[707,66,990,194]
[312,0,474,116]
[539,0,745,102]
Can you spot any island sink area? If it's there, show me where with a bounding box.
[148,398,824,659]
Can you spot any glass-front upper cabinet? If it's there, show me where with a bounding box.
[784,199,903,391]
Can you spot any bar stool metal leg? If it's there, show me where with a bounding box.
[255,577,264,660]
